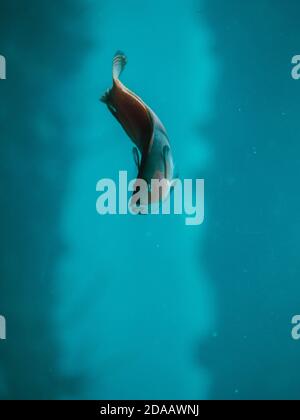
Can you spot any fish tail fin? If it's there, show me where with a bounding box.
[113,51,127,81]
[100,52,126,105]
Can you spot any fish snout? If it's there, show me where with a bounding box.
[130,173,172,213]
[148,177,171,204]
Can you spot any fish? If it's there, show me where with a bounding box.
[100,51,175,208]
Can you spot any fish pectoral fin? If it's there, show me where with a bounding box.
[163,145,171,179]
[132,147,140,170]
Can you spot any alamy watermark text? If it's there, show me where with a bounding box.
[96,171,204,226]
[0,315,6,340]
[0,54,6,79]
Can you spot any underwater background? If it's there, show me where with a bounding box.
[0,0,300,400]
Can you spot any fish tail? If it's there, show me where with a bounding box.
[113,51,127,81]
[101,52,127,104]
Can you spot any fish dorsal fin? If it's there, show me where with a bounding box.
[113,51,127,81]
[132,147,140,170]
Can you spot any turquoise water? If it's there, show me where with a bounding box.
[55,0,215,400]
[0,0,300,400]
